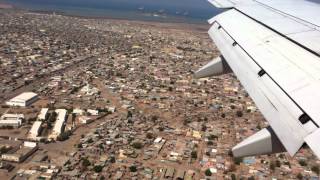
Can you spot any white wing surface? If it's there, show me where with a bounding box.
[197,0,320,158]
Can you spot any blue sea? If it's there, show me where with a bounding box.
[1,0,222,23]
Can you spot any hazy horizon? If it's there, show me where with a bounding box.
[1,0,221,23]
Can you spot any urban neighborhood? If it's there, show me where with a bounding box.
[0,7,319,180]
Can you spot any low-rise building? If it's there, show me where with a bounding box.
[6,92,38,107]
[87,109,99,116]
[29,121,43,140]
[49,109,67,139]
[1,141,38,163]
[0,114,24,128]
[79,116,93,124]
[37,108,49,121]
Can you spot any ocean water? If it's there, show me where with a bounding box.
[2,0,222,23]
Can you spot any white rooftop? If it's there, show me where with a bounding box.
[0,114,24,120]
[9,92,38,102]
[53,109,67,134]
[0,120,22,125]
[37,108,49,120]
[30,121,42,136]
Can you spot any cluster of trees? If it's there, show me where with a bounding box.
[205,169,212,176]
[93,165,103,173]
[191,151,197,159]
[57,130,72,141]
[129,165,137,172]
[132,142,143,149]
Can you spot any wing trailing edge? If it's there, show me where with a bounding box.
[197,7,320,158]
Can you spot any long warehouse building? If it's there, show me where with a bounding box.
[6,92,38,107]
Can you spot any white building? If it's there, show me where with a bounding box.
[6,92,38,107]
[37,108,49,121]
[29,121,42,139]
[79,116,93,124]
[49,109,67,139]
[87,109,99,116]
[0,114,24,128]
[73,108,84,115]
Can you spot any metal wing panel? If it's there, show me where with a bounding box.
[288,31,320,55]
[213,9,320,128]
[208,0,235,8]
[208,22,308,155]
[235,0,320,55]
[236,4,314,34]
[207,0,242,8]
[254,0,320,27]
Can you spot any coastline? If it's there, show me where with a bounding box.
[29,9,210,32]
[0,1,211,24]
[0,4,210,33]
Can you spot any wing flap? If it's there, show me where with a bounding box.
[206,0,320,158]
[213,9,320,127]
[208,10,316,155]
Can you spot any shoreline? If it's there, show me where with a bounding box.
[0,0,208,27]
[0,5,210,33]
[33,9,210,32]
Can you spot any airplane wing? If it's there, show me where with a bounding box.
[196,0,320,158]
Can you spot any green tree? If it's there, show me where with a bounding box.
[205,169,212,176]
[57,130,72,141]
[127,111,132,118]
[191,151,197,159]
[82,158,91,167]
[110,156,116,163]
[299,159,307,166]
[129,165,137,172]
[93,165,103,173]
[132,142,143,149]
